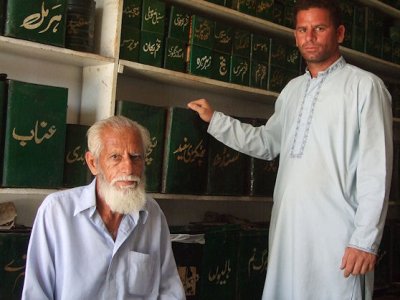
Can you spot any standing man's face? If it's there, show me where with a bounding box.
[294,7,345,71]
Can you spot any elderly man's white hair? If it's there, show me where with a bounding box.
[87,115,151,159]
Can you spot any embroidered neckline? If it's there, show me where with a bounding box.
[290,57,346,158]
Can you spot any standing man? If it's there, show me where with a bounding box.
[22,116,185,300]
[188,0,393,299]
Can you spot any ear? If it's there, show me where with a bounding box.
[85,151,99,176]
[337,24,345,44]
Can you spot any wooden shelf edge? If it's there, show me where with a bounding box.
[118,60,279,103]
[152,193,273,202]
[0,188,57,196]
[355,0,400,19]
[0,36,114,67]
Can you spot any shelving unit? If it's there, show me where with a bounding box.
[0,0,399,226]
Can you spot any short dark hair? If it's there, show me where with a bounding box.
[293,0,343,28]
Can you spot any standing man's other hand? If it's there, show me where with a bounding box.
[187,99,214,123]
[340,247,377,278]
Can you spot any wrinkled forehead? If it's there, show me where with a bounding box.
[101,126,144,152]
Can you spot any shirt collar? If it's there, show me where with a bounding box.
[305,56,346,79]
[74,178,149,224]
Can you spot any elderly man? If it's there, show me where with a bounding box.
[22,116,185,300]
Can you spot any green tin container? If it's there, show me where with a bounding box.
[214,22,233,54]
[120,25,141,62]
[199,225,240,300]
[270,39,300,72]
[236,227,269,300]
[4,0,67,47]
[187,44,213,78]
[0,229,31,300]
[256,0,274,21]
[139,30,164,67]
[189,15,215,49]
[141,0,165,34]
[164,37,187,72]
[230,55,250,86]
[65,0,96,52]
[63,124,93,188]
[268,64,298,93]
[122,0,142,28]
[250,60,269,90]
[232,29,252,58]
[167,6,191,41]
[211,50,231,82]
[252,34,270,63]
[231,0,256,16]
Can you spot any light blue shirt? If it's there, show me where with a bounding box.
[22,179,185,300]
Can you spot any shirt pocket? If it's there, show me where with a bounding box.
[127,251,155,296]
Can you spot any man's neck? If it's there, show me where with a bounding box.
[96,196,123,240]
[307,53,341,78]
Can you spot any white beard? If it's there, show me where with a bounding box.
[97,174,147,214]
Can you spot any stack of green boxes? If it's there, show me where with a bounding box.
[211,22,233,82]
[251,34,270,89]
[139,0,165,67]
[119,0,141,62]
[230,29,251,86]
[0,228,31,300]
[164,6,190,72]
[339,0,400,64]
[268,39,301,93]
[187,15,215,78]
[120,0,166,67]
[171,223,269,300]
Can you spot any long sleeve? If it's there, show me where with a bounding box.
[349,76,393,253]
[207,95,285,160]
[22,198,56,300]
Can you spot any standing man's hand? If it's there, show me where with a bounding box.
[340,247,377,277]
[187,99,214,123]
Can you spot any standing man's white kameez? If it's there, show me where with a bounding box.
[188,1,393,299]
[208,57,393,299]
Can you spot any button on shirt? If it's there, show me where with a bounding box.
[22,179,185,300]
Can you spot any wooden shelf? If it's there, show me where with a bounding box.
[118,60,279,104]
[152,193,271,202]
[355,0,400,19]
[0,36,114,67]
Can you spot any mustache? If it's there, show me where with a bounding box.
[111,175,142,188]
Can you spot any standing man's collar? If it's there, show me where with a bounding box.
[305,56,346,79]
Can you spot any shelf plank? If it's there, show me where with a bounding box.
[164,0,294,41]
[0,188,269,202]
[0,36,114,67]
[118,60,279,103]
[341,47,400,80]
[153,193,271,202]
[355,0,400,19]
